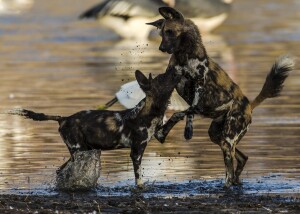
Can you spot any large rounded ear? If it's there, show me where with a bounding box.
[159,7,184,21]
[135,70,150,91]
[146,19,164,29]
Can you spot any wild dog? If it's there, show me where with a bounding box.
[8,69,180,187]
[148,7,294,187]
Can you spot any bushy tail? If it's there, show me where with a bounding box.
[251,55,295,110]
[7,109,62,122]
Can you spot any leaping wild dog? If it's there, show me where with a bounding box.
[148,7,295,187]
[8,69,181,187]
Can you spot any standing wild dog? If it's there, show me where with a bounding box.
[8,69,180,187]
[148,7,294,187]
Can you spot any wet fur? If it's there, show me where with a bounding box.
[8,69,180,187]
[150,7,294,187]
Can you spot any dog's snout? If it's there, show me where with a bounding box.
[159,44,166,52]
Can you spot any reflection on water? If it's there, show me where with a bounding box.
[0,0,33,15]
[0,0,299,193]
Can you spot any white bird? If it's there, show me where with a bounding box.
[100,80,190,111]
[79,0,233,40]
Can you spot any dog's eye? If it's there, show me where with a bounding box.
[165,29,174,36]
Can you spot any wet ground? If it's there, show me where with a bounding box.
[0,0,299,212]
[0,193,299,213]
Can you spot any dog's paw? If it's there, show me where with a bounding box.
[223,182,233,189]
[131,182,145,194]
[184,125,193,140]
[172,111,186,121]
[233,177,243,186]
[155,131,166,144]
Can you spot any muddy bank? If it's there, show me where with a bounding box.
[0,193,299,213]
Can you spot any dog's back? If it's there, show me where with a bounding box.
[58,109,133,151]
[58,69,180,153]
[196,58,247,118]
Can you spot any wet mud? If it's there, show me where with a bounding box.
[0,175,299,213]
[0,194,299,213]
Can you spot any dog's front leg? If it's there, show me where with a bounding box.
[130,142,147,187]
[184,113,194,140]
[183,82,205,140]
[191,83,205,113]
[155,111,186,143]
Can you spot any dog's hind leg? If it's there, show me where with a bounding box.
[56,131,75,174]
[220,141,235,188]
[154,111,186,143]
[234,148,248,185]
[209,120,235,187]
[225,114,251,186]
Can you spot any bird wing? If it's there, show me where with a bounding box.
[79,0,167,20]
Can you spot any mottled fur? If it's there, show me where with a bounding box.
[8,69,180,187]
[149,7,294,187]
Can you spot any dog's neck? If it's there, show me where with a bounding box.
[139,95,170,119]
[173,20,207,65]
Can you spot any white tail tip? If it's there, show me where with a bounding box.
[276,55,295,70]
[4,108,26,115]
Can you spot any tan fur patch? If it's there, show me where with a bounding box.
[216,70,232,90]
[209,58,244,99]
[232,86,244,99]
[208,58,221,71]
[244,103,252,116]
[164,20,183,36]
[168,55,177,67]
[105,117,117,131]
[208,59,232,90]
[60,120,66,127]
[140,97,153,115]
[97,117,103,123]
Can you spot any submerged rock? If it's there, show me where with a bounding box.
[56,150,101,191]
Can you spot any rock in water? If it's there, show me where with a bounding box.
[56,150,101,191]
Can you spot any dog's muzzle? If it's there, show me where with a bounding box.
[159,45,173,54]
[159,44,167,53]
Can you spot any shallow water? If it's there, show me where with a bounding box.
[0,0,299,194]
